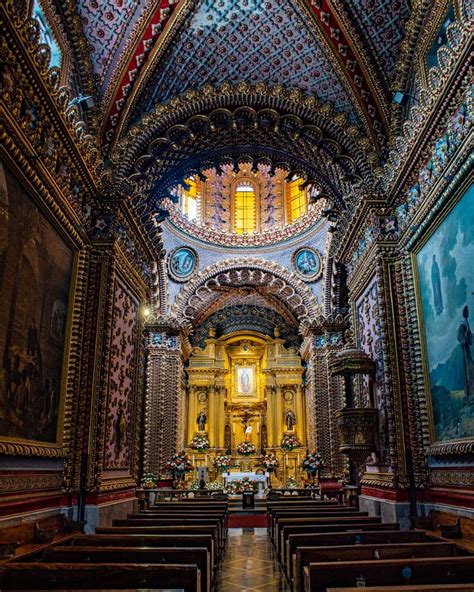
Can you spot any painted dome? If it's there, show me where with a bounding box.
[166,162,325,247]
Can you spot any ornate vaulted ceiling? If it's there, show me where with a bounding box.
[73,0,414,153]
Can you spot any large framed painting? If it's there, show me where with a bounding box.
[414,184,473,443]
[0,162,74,451]
[236,365,255,396]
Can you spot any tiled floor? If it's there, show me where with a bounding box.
[215,528,290,592]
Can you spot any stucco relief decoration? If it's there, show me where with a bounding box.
[168,246,198,282]
[292,247,323,282]
[355,276,389,462]
[105,281,139,469]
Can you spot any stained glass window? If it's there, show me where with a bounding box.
[181,177,199,221]
[32,0,62,69]
[287,176,306,223]
[234,182,257,234]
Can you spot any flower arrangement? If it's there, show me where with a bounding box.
[301,451,324,475]
[189,434,210,451]
[208,481,223,491]
[281,433,301,451]
[224,481,239,495]
[166,452,194,477]
[140,472,158,489]
[286,476,298,489]
[238,476,258,493]
[214,454,232,473]
[261,453,279,472]
[236,441,257,456]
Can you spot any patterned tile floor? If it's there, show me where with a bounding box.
[215,528,290,592]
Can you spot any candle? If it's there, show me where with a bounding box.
[205,454,208,466]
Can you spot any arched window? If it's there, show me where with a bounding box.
[234,181,257,234]
[286,176,307,223]
[33,0,62,68]
[181,177,200,221]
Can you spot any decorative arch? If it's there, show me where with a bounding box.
[172,258,322,326]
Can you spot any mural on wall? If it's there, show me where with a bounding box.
[355,275,389,463]
[104,280,139,469]
[0,162,73,444]
[416,185,474,442]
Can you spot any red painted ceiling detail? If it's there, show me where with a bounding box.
[305,0,387,147]
[102,0,387,151]
[102,0,179,149]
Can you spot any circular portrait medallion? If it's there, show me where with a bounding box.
[168,246,198,282]
[292,247,322,281]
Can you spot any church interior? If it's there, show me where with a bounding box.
[0,0,473,590]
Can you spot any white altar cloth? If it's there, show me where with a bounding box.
[223,472,268,495]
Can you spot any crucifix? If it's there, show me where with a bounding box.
[241,408,252,441]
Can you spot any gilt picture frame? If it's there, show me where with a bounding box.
[0,161,81,457]
[412,183,474,446]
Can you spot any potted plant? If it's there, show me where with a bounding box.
[281,433,301,451]
[236,441,257,456]
[301,451,324,484]
[261,453,279,486]
[166,451,194,486]
[140,472,158,489]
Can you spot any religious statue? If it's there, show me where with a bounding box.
[197,410,207,432]
[285,409,296,431]
[457,305,473,401]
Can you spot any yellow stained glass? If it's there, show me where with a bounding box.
[287,177,306,223]
[234,183,257,234]
[181,177,199,220]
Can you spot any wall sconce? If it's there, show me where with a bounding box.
[142,304,152,319]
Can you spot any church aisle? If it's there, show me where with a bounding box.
[215,528,290,592]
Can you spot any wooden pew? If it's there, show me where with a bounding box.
[285,529,432,584]
[327,585,474,592]
[95,525,222,558]
[281,522,400,566]
[416,510,474,553]
[66,534,218,575]
[275,516,382,553]
[0,515,77,562]
[0,562,201,591]
[268,509,367,540]
[293,541,461,592]
[303,556,474,592]
[111,517,226,549]
[44,546,211,592]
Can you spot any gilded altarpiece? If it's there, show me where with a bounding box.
[185,331,308,484]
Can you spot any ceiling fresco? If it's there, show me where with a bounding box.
[77,0,153,94]
[334,0,412,92]
[128,0,361,129]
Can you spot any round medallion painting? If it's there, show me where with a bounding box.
[292,247,322,281]
[168,247,198,281]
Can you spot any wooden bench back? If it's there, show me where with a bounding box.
[0,563,201,591]
[45,547,210,592]
[294,542,458,592]
[303,556,474,592]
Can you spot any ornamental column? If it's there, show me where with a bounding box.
[295,385,305,446]
[143,315,190,477]
[208,385,217,448]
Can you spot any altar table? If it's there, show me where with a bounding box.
[224,471,268,496]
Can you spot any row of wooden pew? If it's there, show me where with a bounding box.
[266,497,474,592]
[0,499,228,591]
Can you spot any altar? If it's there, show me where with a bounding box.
[224,471,268,496]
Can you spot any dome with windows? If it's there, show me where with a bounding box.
[165,162,325,248]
